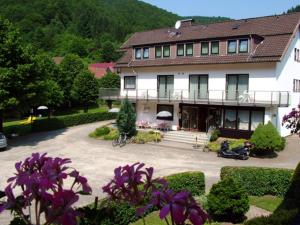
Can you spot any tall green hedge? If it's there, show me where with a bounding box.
[220,166,293,197]
[4,112,116,135]
[165,171,205,196]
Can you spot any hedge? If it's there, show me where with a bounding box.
[220,166,293,197]
[4,112,117,135]
[165,171,205,196]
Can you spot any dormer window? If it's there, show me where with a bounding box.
[201,42,209,55]
[177,44,184,56]
[186,43,193,56]
[135,48,142,59]
[239,39,249,53]
[211,41,219,55]
[155,46,162,58]
[143,47,149,59]
[228,40,237,54]
[163,45,170,58]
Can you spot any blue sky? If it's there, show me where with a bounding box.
[141,0,299,19]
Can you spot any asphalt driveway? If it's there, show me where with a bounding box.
[0,120,299,224]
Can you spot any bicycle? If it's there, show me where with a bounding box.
[112,132,130,147]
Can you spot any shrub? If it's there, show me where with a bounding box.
[165,171,205,196]
[250,122,285,152]
[220,166,293,197]
[209,129,220,142]
[133,131,161,144]
[94,126,110,137]
[207,138,246,152]
[207,177,249,223]
[117,97,136,137]
[103,129,119,140]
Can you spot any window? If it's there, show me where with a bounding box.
[135,48,142,59]
[201,42,209,55]
[294,79,300,92]
[158,75,174,98]
[157,104,174,121]
[228,40,237,54]
[238,110,250,130]
[239,39,248,53]
[189,75,208,99]
[177,44,184,56]
[163,45,170,58]
[143,47,149,59]
[251,111,264,130]
[124,76,136,89]
[155,46,162,58]
[295,48,300,62]
[224,109,237,129]
[186,43,193,56]
[211,41,219,55]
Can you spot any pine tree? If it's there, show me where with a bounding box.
[116,97,137,137]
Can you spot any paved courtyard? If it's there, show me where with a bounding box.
[0,120,299,224]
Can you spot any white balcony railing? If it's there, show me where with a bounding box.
[99,88,290,107]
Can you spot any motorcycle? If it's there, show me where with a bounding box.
[218,140,253,160]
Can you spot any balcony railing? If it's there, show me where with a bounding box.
[99,88,290,107]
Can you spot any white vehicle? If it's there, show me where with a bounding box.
[0,133,7,150]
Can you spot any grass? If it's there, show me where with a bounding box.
[207,138,247,152]
[249,195,283,212]
[130,211,220,225]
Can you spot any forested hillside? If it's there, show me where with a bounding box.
[0,0,229,62]
[287,5,300,13]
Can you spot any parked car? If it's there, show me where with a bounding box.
[0,133,7,150]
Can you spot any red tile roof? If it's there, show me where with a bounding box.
[117,12,300,67]
[89,62,115,78]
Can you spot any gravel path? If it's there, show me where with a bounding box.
[0,121,299,224]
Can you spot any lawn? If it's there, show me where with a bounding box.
[249,195,283,212]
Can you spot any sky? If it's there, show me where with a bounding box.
[141,0,300,19]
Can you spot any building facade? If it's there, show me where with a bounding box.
[101,13,300,138]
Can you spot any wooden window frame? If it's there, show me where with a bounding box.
[155,46,162,58]
[239,39,249,53]
[186,43,194,56]
[143,47,149,59]
[227,40,237,54]
[124,76,136,90]
[201,42,209,55]
[163,45,171,58]
[211,41,219,55]
[177,44,185,57]
[135,48,142,60]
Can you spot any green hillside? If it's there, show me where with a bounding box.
[0,0,229,61]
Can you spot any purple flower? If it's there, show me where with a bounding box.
[0,153,91,225]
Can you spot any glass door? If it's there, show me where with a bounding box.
[189,75,208,100]
[181,106,198,131]
[158,75,174,98]
[226,74,249,100]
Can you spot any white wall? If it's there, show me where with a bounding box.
[276,27,300,136]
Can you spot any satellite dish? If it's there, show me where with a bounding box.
[175,20,181,29]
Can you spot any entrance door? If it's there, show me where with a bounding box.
[181,106,209,132]
[158,75,174,98]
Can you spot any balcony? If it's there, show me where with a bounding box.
[99,89,290,107]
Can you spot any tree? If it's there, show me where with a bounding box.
[43,80,64,118]
[98,72,120,89]
[100,41,117,62]
[287,5,300,13]
[116,97,136,137]
[59,54,85,106]
[0,18,47,131]
[71,70,98,112]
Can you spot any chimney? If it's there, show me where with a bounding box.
[180,19,194,27]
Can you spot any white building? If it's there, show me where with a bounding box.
[101,13,300,138]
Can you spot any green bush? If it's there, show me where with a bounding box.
[207,177,249,223]
[250,122,285,152]
[165,171,205,196]
[208,139,246,152]
[94,126,110,137]
[245,162,300,225]
[117,97,136,138]
[103,129,119,140]
[210,129,220,142]
[78,199,137,225]
[221,166,293,197]
[133,131,161,144]
[3,112,116,136]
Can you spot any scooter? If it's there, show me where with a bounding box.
[218,140,252,160]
